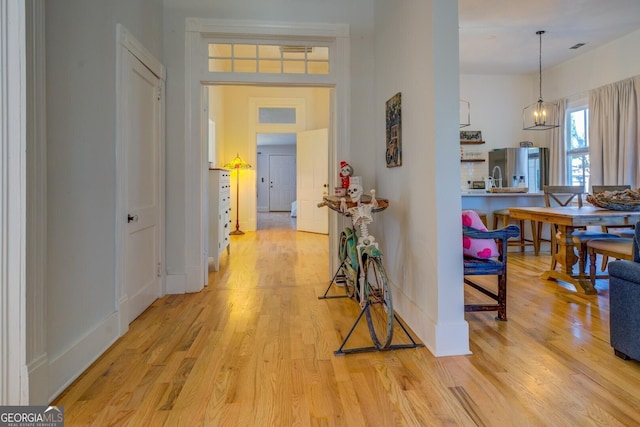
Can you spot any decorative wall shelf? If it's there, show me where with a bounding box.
[460,140,485,145]
[461,159,485,163]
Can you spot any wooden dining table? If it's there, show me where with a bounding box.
[508,206,640,294]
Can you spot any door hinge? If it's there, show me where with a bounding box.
[156,86,162,101]
[157,262,162,277]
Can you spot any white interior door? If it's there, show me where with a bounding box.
[269,154,296,211]
[125,50,161,322]
[296,129,328,234]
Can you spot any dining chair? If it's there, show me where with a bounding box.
[463,224,520,321]
[590,185,634,270]
[587,237,634,286]
[492,209,539,254]
[543,185,618,272]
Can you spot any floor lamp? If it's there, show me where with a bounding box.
[224,153,251,235]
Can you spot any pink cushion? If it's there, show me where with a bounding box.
[462,210,499,259]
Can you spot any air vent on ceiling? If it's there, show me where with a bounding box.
[570,43,586,50]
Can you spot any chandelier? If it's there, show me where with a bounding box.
[522,30,558,130]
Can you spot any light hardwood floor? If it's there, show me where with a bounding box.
[54,213,640,426]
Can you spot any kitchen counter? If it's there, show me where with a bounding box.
[462,191,544,197]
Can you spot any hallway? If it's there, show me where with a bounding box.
[53,214,640,426]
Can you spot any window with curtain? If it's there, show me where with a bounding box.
[589,75,640,188]
[566,105,589,190]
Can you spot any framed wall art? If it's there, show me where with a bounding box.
[459,130,483,143]
[385,92,402,167]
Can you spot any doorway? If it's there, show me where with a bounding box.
[184,21,350,292]
[207,85,331,233]
[256,132,297,215]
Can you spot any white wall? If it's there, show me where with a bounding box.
[162,0,375,276]
[45,0,163,400]
[544,28,640,102]
[459,74,535,186]
[372,0,469,355]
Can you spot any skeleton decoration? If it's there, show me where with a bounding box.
[370,189,378,208]
[339,197,348,213]
[347,182,364,204]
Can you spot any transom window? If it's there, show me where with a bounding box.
[208,42,330,75]
[258,107,296,124]
[566,106,590,190]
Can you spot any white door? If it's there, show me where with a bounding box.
[269,155,296,211]
[296,129,328,234]
[125,50,161,322]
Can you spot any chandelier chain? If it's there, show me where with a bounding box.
[538,30,543,102]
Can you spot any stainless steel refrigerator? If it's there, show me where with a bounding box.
[488,147,548,192]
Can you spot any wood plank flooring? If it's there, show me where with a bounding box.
[53,213,640,426]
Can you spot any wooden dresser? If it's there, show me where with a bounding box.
[209,168,231,271]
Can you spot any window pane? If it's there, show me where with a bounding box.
[209,58,232,72]
[308,61,329,75]
[282,46,307,60]
[283,60,305,74]
[206,41,331,76]
[234,59,256,72]
[234,44,256,58]
[569,110,587,149]
[208,43,231,57]
[569,153,590,190]
[259,107,296,124]
[258,60,281,74]
[258,45,281,59]
[307,46,328,61]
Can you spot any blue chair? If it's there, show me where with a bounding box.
[608,222,640,361]
[463,225,520,321]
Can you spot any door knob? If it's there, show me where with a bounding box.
[127,214,138,223]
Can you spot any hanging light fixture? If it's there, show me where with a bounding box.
[522,30,559,130]
[460,99,470,128]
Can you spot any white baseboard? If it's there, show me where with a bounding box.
[28,353,49,404]
[47,312,120,402]
[392,286,471,357]
[119,295,130,336]
[166,273,186,294]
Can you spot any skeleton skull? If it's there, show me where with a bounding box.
[347,183,363,203]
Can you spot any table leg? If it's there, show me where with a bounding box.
[540,225,597,294]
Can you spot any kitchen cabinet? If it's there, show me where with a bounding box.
[209,168,231,271]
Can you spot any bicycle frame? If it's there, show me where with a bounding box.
[317,192,423,354]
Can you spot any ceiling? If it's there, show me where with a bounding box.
[459,0,640,75]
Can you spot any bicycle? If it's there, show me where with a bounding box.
[336,200,393,348]
[319,191,422,354]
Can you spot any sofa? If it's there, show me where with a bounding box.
[608,221,640,361]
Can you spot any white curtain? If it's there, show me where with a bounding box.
[589,75,640,187]
[548,99,567,185]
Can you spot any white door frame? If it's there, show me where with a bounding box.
[1,0,28,405]
[250,96,305,220]
[115,24,166,333]
[184,19,350,292]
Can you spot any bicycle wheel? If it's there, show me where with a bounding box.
[363,256,393,349]
[338,231,357,298]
